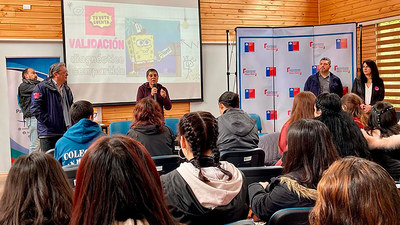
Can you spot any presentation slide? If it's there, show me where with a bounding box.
[62,0,202,104]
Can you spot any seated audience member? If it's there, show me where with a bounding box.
[249,119,339,222]
[0,152,72,225]
[315,93,370,158]
[217,91,259,150]
[341,93,368,128]
[127,98,174,156]
[55,100,103,166]
[309,157,400,225]
[277,91,316,165]
[161,111,248,224]
[362,101,400,180]
[70,135,176,225]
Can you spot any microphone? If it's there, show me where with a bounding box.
[152,84,157,101]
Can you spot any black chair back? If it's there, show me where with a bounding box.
[63,164,79,188]
[239,166,283,187]
[268,207,312,225]
[152,155,181,175]
[220,148,265,167]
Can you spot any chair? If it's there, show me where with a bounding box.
[249,113,266,136]
[239,166,283,187]
[165,118,179,136]
[220,148,265,167]
[268,207,312,225]
[258,132,281,165]
[45,148,55,157]
[152,155,181,175]
[108,120,132,136]
[63,164,79,188]
[225,219,255,225]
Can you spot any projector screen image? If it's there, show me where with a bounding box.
[62,0,203,105]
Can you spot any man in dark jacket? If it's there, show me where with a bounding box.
[304,57,343,97]
[18,68,40,153]
[55,100,103,166]
[31,62,73,152]
[217,91,259,151]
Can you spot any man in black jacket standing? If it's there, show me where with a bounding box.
[18,68,40,153]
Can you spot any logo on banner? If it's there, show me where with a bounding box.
[264,89,279,97]
[312,65,320,74]
[266,110,277,120]
[263,43,278,51]
[244,42,255,52]
[243,68,257,76]
[289,88,300,98]
[309,41,326,49]
[336,39,348,49]
[85,6,115,36]
[334,65,350,73]
[286,67,302,75]
[245,89,256,99]
[288,41,299,51]
[266,67,276,77]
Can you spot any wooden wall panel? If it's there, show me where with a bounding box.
[319,0,400,25]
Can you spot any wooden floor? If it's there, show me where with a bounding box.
[0,174,7,197]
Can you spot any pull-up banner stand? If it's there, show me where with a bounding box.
[236,23,356,133]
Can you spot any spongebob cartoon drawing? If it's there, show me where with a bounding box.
[126,34,155,74]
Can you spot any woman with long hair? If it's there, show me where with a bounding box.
[127,98,175,156]
[362,101,400,180]
[352,59,385,112]
[249,119,340,222]
[315,93,370,158]
[310,157,400,225]
[70,135,177,225]
[277,91,316,165]
[0,152,72,225]
[341,93,368,128]
[161,111,248,225]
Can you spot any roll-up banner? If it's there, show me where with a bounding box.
[236,23,356,133]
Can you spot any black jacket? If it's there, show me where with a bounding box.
[351,76,385,105]
[304,72,343,97]
[248,176,316,222]
[127,125,174,156]
[18,79,40,118]
[160,169,249,225]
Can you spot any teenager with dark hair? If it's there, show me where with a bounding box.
[362,101,400,180]
[127,98,174,156]
[315,93,370,158]
[342,93,368,128]
[352,59,385,112]
[277,91,316,165]
[249,119,339,222]
[55,100,103,166]
[217,91,259,150]
[0,152,72,225]
[70,135,176,225]
[310,157,400,225]
[161,111,248,224]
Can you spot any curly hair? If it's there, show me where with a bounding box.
[310,156,400,225]
[131,98,164,132]
[315,93,370,158]
[0,152,72,225]
[178,111,232,182]
[365,101,400,138]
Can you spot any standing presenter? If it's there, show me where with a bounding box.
[136,68,172,114]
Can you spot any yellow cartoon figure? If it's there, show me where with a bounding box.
[126,34,154,74]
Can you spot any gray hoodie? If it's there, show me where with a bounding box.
[217,108,259,151]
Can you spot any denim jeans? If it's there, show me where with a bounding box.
[26,117,40,153]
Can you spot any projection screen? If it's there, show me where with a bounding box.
[62,0,203,105]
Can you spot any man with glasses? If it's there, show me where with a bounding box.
[31,62,74,152]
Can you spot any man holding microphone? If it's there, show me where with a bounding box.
[136,68,172,114]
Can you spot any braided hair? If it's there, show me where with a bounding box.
[178,111,232,182]
[365,101,400,138]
